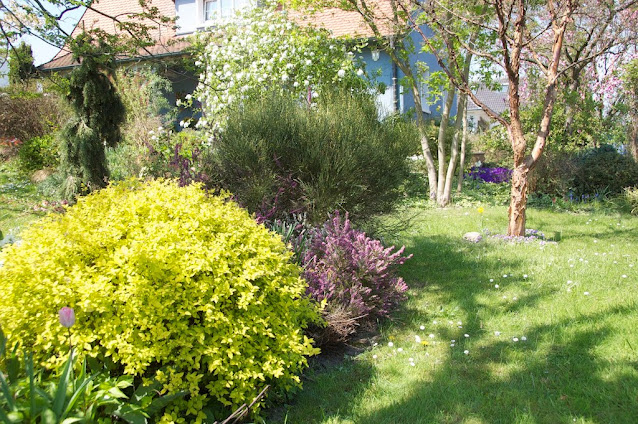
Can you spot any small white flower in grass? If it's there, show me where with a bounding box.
[429,334,435,339]
[420,325,425,330]
[433,320,438,325]
[503,296,507,299]
[397,348,403,353]
[450,343,455,347]
[458,321,462,325]
[513,337,519,342]
[451,340,456,343]
[495,284,499,288]
[594,240,598,243]
[337,69,346,78]
[409,362,416,366]
[503,274,508,278]
[464,350,469,355]
[494,331,501,336]
[521,336,527,341]
[630,264,634,267]
[357,68,364,76]
[584,292,590,296]
[490,279,494,282]
[409,357,414,362]
[622,275,627,278]
[464,334,469,338]
[388,342,394,347]
[513,297,518,301]
[373,342,378,346]
[415,335,422,343]
[372,354,377,359]
[523,274,528,278]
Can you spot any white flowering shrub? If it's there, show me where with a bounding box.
[191,1,370,131]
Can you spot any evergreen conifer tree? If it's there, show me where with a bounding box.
[60,33,125,200]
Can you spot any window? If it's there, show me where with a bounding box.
[204,0,218,21]
[203,0,249,22]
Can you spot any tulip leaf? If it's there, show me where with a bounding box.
[53,349,75,417]
[0,370,14,411]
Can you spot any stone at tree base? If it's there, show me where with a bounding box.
[463,232,483,243]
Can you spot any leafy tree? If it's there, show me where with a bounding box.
[8,41,34,86]
[290,0,478,206]
[406,0,635,235]
[192,0,371,132]
[59,33,125,200]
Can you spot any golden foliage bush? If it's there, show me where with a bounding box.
[0,179,319,422]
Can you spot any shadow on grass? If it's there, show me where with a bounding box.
[358,304,638,424]
[276,227,637,423]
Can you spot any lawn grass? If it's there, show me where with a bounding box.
[277,203,638,424]
[0,160,48,239]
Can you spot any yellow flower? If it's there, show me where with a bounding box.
[421,340,430,347]
[477,207,485,214]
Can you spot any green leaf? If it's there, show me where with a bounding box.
[111,404,149,424]
[144,391,187,417]
[53,349,75,417]
[41,408,57,424]
[5,358,19,385]
[61,418,84,424]
[0,407,12,424]
[34,386,53,404]
[131,381,161,404]
[0,369,15,411]
[25,353,36,417]
[60,376,94,420]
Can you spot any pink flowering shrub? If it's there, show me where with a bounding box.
[303,212,411,327]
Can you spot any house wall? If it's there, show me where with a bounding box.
[0,60,8,88]
[358,26,450,120]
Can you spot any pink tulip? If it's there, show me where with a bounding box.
[58,307,75,328]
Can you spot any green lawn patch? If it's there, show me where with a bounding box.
[0,161,49,239]
[278,204,638,424]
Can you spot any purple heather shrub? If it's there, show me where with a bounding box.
[467,166,513,184]
[302,212,411,320]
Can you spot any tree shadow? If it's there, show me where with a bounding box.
[272,223,637,423]
[358,304,638,423]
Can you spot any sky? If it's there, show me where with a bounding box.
[20,3,85,66]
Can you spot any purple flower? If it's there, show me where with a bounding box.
[58,307,75,328]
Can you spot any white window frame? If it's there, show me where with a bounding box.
[199,0,249,24]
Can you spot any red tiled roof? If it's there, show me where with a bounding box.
[40,39,190,71]
[41,0,179,71]
[40,0,399,72]
[289,1,399,38]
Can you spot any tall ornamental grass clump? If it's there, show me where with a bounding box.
[0,179,319,422]
[208,91,417,224]
[302,212,411,342]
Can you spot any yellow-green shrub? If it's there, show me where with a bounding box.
[0,179,319,422]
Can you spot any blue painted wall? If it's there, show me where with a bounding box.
[358,25,455,120]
